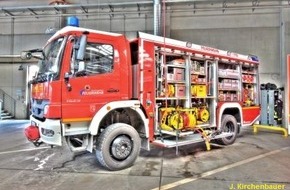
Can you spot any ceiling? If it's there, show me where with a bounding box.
[0,0,289,19]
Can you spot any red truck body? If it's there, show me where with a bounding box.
[25,26,260,170]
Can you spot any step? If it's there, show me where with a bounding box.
[1,112,10,116]
[1,110,13,120]
[152,132,234,148]
[153,134,204,148]
[1,115,13,120]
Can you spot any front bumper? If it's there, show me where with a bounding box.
[30,116,62,146]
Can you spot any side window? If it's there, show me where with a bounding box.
[72,42,114,77]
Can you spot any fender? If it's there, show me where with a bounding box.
[242,115,260,127]
[217,102,243,129]
[89,100,149,137]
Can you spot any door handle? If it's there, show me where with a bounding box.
[64,72,72,91]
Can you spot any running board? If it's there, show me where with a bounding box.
[152,132,233,148]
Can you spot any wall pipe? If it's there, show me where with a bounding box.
[153,0,161,36]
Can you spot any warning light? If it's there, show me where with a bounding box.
[67,16,79,27]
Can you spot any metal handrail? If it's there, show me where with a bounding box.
[0,89,16,119]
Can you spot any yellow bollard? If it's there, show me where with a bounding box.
[253,124,288,138]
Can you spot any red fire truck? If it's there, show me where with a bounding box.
[23,25,260,170]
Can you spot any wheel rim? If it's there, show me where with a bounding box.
[224,121,235,139]
[111,135,133,160]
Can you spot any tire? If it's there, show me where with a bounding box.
[216,114,238,145]
[96,123,141,171]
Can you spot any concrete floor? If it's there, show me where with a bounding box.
[0,120,289,190]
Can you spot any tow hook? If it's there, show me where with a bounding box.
[32,141,43,147]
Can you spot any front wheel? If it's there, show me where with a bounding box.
[216,114,238,145]
[96,123,141,170]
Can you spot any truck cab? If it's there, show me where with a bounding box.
[28,26,133,146]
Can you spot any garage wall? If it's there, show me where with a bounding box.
[0,64,27,118]
[0,2,289,118]
[170,11,281,85]
[0,17,54,118]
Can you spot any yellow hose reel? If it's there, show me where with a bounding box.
[159,106,209,131]
[160,107,176,131]
[198,107,210,122]
[168,112,183,130]
[160,108,199,131]
[181,109,197,130]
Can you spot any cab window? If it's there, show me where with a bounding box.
[71,42,114,77]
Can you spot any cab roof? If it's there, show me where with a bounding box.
[49,26,123,43]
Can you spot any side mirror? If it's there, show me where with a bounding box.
[76,35,87,61]
[20,51,32,60]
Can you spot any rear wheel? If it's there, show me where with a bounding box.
[216,114,238,145]
[96,123,141,170]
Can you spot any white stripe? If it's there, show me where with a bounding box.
[151,146,290,190]
[34,153,55,171]
[140,39,144,103]
[0,147,50,155]
[138,32,257,63]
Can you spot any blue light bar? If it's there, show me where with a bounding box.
[67,16,79,27]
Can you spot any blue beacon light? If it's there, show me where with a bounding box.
[67,16,79,27]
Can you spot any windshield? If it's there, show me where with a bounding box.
[38,37,66,77]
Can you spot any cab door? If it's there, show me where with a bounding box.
[61,35,124,121]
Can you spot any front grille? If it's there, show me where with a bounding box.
[31,98,49,119]
[36,99,43,104]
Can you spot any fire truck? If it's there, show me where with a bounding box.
[23,24,260,170]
